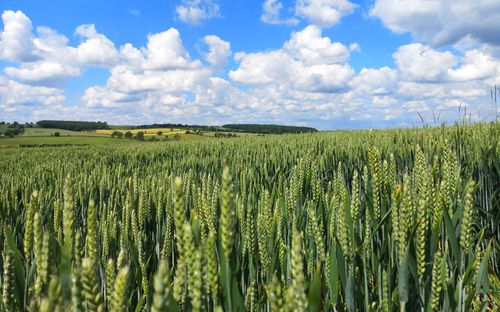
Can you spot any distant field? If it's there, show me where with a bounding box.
[97,127,257,138]
[169,133,215,140]
[22,128,109,137]
[203,131,259,137]
[0,136,124,147]
[95,128,186,136]
[1,127,249,148]
[0,131,217,147]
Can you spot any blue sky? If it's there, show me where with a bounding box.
[0,0,499,129]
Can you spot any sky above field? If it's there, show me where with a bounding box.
[0,0,499,129]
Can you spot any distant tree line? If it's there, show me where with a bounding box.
[214,132,238,138]
[222,124,318,134]
[37,120,110,131]
[111,130,182,142]
[132,123,227,132]
[111,131,148,141]
[132,123,318,134]
[111,131,142,140]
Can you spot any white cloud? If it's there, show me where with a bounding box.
[295,0,356,28]
[4,61,80,83]
[230,26,355,92]
[82,27,212,112]
[371,0,500,46]
[448,49,498,82]
[393,43,500,85]
[394,43,457,82]
[284,25,350,65]
[350,67,399,95]
[0,11,118,86]
[0,10,35,62]
[33,26,70,58]
[0,76,64,107]
[261,0,299,26]
[202,35,231,70]
[143,28,200,70]
[175,0,221,25]
[73,24,119,67]
[230,50,292,85]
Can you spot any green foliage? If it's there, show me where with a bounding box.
[222,123,318,134]
[110,131,123,138]
[37,120,109,131]
[134,131,145,141]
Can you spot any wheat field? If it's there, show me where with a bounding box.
[0,122,499,311]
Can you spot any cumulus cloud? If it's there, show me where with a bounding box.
[143,28,201,70]
[4,61,80,83]
[283,25,350,65]
[230,25,355,92]
[0,76,64,113]
[0,9,122,120]
[394,43,500,84]
[82,27,212,112]
[202,35,231,70]
[371,0,500,47]
[295,0,356,28]
[74,24,119,67]
[448,49,498,82]
[393,43,457,82]
[349,67,399,95]
[261,0,299,26]
[175,0,221,25]
[0,10,118,86]
[0,10,35,62]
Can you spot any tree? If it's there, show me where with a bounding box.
[111,131,123,138]
[135,131,145,141]
[3,128,17,137]
[173,133,181,141]
[157,131,163,136]
[37,120,110,131]
[124,131,133,139]
[53,132,60,137]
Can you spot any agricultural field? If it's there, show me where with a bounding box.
[0,127,123,148]
[95,128,187,136]
[0,136,124,148]
[0,122,499,311]
[0,127,215,148]
[21,128,110,137]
